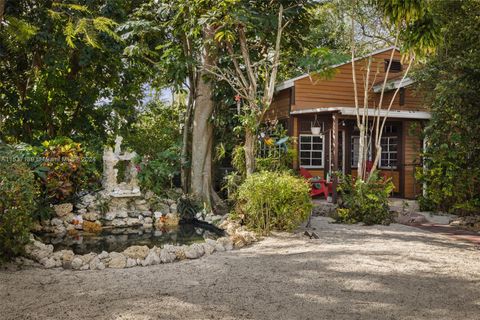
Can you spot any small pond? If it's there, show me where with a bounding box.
[36,222,224,255]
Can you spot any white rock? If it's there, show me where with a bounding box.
[142,251,160,266]
[54,203,73,217]
[202,243,215,255]
[112,219,127,227]
[169,204,177,213]
[51,218,63,226]
[71,257,84,270]
[40,257,57,268]
[159,249,176,263]
[142,211,152,217]
[217,237,234,251]
[185,243,205,259]
[126,258,137,268]
[116,210,129,218]
[89,257,105,270]
[154,211,162,220]
[83,212,99,221]
[123,245,149,260]
[126,218,141,226]
[144,217,153,225]
[80,264,90,270]
[98,251,109,260]
[105,211,117,221]
[81,253,97,264]
[108,252,126,268]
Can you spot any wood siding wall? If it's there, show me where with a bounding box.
[292,50,428,112]
[265,88,291,121]
[403,120,423,198]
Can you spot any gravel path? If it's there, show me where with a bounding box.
[1,217,479,320]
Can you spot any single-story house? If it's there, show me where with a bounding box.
[266,47,429,199]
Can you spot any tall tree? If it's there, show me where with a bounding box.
[347,0,439,180]
[415,0,480,214]
[0,0,148,144]
[204,0,314,175]
[123,0,225,208]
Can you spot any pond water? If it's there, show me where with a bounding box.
[36,222,224,255]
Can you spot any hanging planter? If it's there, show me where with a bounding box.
[311,115,322,135]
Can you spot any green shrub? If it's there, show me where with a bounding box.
[235,171,312,234]
[0,145,36,261]
[335,172,394,225]
[28,137,100,205]
[136,147,180,195]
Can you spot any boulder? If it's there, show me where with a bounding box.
[112,219,127,228]
[126,258,137,268]
[89,257,105,270]
[159,249,176,263]
[104,211,117,221]
[185,243,205,259]
[83,212,99,222]
[98,251,109,260]
[71,257,84,270]
[40,257,57,269]
[81,253,97,264]
[61,250,75,262]
[51,218,63,226]
[126,218,141,227]
[123,245,150,260]
[83,221,102,233]
[108,252,126,268]
[141,251,160,266]
[173,246,187,260]
[141,211,152,217]
[24,239,54,261]
[216,237,233,251]
[202,242,216,255]
[54,203,73,217]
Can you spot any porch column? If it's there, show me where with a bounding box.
[332,113,339,203]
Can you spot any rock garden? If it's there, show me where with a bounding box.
[13,137,257,271]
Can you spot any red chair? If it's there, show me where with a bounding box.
[299,167,329,200]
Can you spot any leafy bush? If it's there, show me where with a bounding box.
[28,137,100,205]
[335,172,394,225]
[124,101,182,195]
[0,145,36,261]
[235,171,312,234]
[136,148,180,195]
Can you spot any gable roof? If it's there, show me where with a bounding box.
[275,46,400,92]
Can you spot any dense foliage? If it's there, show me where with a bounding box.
[335,172,394,225]
[125,101,182,195]
[415,0,480,215]
[0,145,36,261]
[235,171,312,234]
[28,137,100,206]
[0,0,150,144]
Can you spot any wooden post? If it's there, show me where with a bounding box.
[332,113,339,203]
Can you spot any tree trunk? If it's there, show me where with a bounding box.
[190,26,221,210]
[245,128,256,175]
[191,74,214,202]
[181,81,194,193]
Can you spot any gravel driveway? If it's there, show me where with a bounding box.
[1,217,479,320]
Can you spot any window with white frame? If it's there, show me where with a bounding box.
[299,134,323,168]
[351,136,372,167]
[380,136,398,169]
